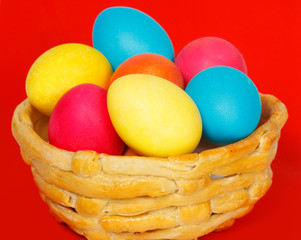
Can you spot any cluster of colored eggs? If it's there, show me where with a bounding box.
[25,6,261,158]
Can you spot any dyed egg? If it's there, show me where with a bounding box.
[185,66,261,145]
[48,84,124,155]
[26,43,112,116]
[175,37,247,87]
[92,7,174,70]
[123,148,139,156]
[109,53,184,89]
[107,74,202,157]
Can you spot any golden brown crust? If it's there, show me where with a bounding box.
[11,94,288,239]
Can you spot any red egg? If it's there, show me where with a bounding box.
[108,53,184,89]
[48,83,124,155]
[175,37,247,87]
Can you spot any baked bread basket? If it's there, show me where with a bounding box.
[12,93,288,240]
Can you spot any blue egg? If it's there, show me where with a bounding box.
[92,7,174,70]
[185,66,261,145]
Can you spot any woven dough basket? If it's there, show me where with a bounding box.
[12,93,287,240]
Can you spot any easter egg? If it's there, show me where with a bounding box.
[92,7,174,70]
[107,74,202,157]
[175,37,247,87]
[26,43,112,116]
[185,66,261,145]
[48,84,124,155]
[109,53,184,89]
[123,148,139,156]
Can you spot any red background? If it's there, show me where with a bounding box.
[1,0,300,239]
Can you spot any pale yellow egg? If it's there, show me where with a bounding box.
[26,43,112,116]
[107,74,202,157]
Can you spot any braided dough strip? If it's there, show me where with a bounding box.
[32,166,76,208]
[22,129,276,200]
[212,134,277,176]
[11,94,288,179]
[32,167,108,217]
[43,193,253,240]
[98,170,271,233]
[11,94,287,240]
[112,206,253,240]
[32,142,275,200]
[26,148,273,201]
[99,202,211,233]
[28,154,178,199]
[107,168,270,216]
[32,160,271,217]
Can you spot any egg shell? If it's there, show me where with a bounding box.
[92,7,174,70]
[26,43,113,116]
[107,74,202,157]
[123,148,139,156]
[175,37,247,87]
[48,84,124,155]
[185,66,261,145]
[109,53,184,89]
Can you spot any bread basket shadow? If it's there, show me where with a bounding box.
[11,93,288,240]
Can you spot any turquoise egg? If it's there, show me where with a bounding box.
[92,7,174,71]
[185,66,261,145]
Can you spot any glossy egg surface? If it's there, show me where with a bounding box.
[26,43,112,116]
[109,53,184,89]
[48,84,124,154]
[107,74,202,157]
[175,37,247,87]
[185,66,261,145]
[93,7,174,70]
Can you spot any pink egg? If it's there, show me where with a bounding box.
[48,83,124,155]
[175,37,247,87]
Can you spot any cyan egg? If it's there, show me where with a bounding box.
[92,7,174,70]
[185,66,261,145]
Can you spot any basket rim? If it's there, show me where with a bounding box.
[11,93,288,172]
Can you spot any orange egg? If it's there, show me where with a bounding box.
[123,148,139,156]
[109,53,184,89]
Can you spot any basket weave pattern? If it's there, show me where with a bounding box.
[12,94,288,240]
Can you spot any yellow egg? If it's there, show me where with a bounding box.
[107,74,202,157]
[26,43,112,116]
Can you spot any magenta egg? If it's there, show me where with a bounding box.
[175,37,247,87]
[48,83,124,155]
